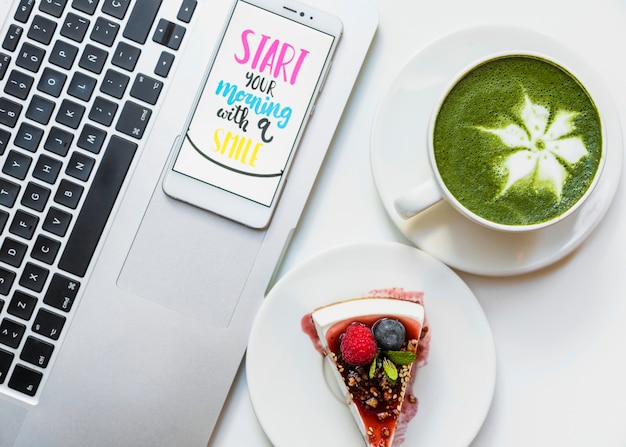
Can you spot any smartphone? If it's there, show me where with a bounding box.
[162,0,342,228]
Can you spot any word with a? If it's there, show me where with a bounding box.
[217,105,249,131]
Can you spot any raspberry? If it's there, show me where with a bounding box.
[340,322,378,366]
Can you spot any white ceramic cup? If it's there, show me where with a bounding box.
[393,51,606,232]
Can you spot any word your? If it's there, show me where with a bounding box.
[245,71,276,96]
[213,128,263,167]
[235,30,309,85]
[215,80,292,128]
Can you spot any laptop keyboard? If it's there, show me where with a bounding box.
[0,0,196,401]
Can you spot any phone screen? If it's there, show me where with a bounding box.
[172,0,338,207]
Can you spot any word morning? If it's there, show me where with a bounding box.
[215,80,292,128]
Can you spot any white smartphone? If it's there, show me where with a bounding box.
[162,0,343,228]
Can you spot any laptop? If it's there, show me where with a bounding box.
[0,0,378,444]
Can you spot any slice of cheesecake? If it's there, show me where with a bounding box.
[310,297,425,447]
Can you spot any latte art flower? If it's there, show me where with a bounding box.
[477,94,589,198]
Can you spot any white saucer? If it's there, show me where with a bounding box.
[247,241,496,447]
[370,26,623,276]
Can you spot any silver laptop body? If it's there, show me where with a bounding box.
[0,0,377,445]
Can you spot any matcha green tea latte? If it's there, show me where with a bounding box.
[432,55,603,227]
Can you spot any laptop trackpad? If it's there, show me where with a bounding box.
[0,401,26,445]
[117,189,265,327]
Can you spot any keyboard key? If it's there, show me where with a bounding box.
[101,68,129,98]
[79,44,108,74]
[91,17,119,47]
[26,94,55,124]
[0,268,16,296]
[49,40,78,69]
[42,206,71,236]
[177,0,197,23]
[0,53,10,80]
[8,363,42,396]
[130,73,163,105]
[44,126,74,156]
[72,0,100,15]
[28,15,57,45]
[0,348,13,384]
[111,41,141,71]
[7,290,38,320]
[0,97,22,127]
[21,182,51,212]
[14,122,44,152]
[20,336,54,368]
[102,0,130,19]
[115,101,151,139]
[0,238,28,267]
[32,234,61,265]
[43,274,79,312]
[39,0,68,18]
[151,19,169,46]
[0,318,26,348]
[37,67,67,97]
[0,128,10,154]
[54,179,83,209]
[16,42,46,72]
[33,307,66,339]
[61,12,90,42]
[0,210,8,233]
[154,51,174,77]
[77,123,106,153]
[33,154,63,184]
[67,71,97,101]
[66,151,95,181]
[153,19,185,50]
[55,98,85,129]
[2,25,23,52]
[19,262,49,293]
[58,135,137,277]
[14,0,36,23]
[89,96,117,126]
[0,129,9,155]
[21,179,52,212]
[4,70,34,100]
[2,150,32,180]
[123,0,162,44]
[9,210,39,239]
[0,178,20,207]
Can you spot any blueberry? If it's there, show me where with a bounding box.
[372,318,406,351]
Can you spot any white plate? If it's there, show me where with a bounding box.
[247,241,496,447]
[370,26,623,276]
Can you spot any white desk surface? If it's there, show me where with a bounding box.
[210,1,626,445]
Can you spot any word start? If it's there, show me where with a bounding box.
[235,29,310,85]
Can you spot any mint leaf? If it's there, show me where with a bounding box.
[385,350,417,365]
[382,358,398,384]
[368,352,379,379]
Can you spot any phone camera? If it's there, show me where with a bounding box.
[299,11,304,16]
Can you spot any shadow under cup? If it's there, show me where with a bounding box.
[431,53,605,231]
